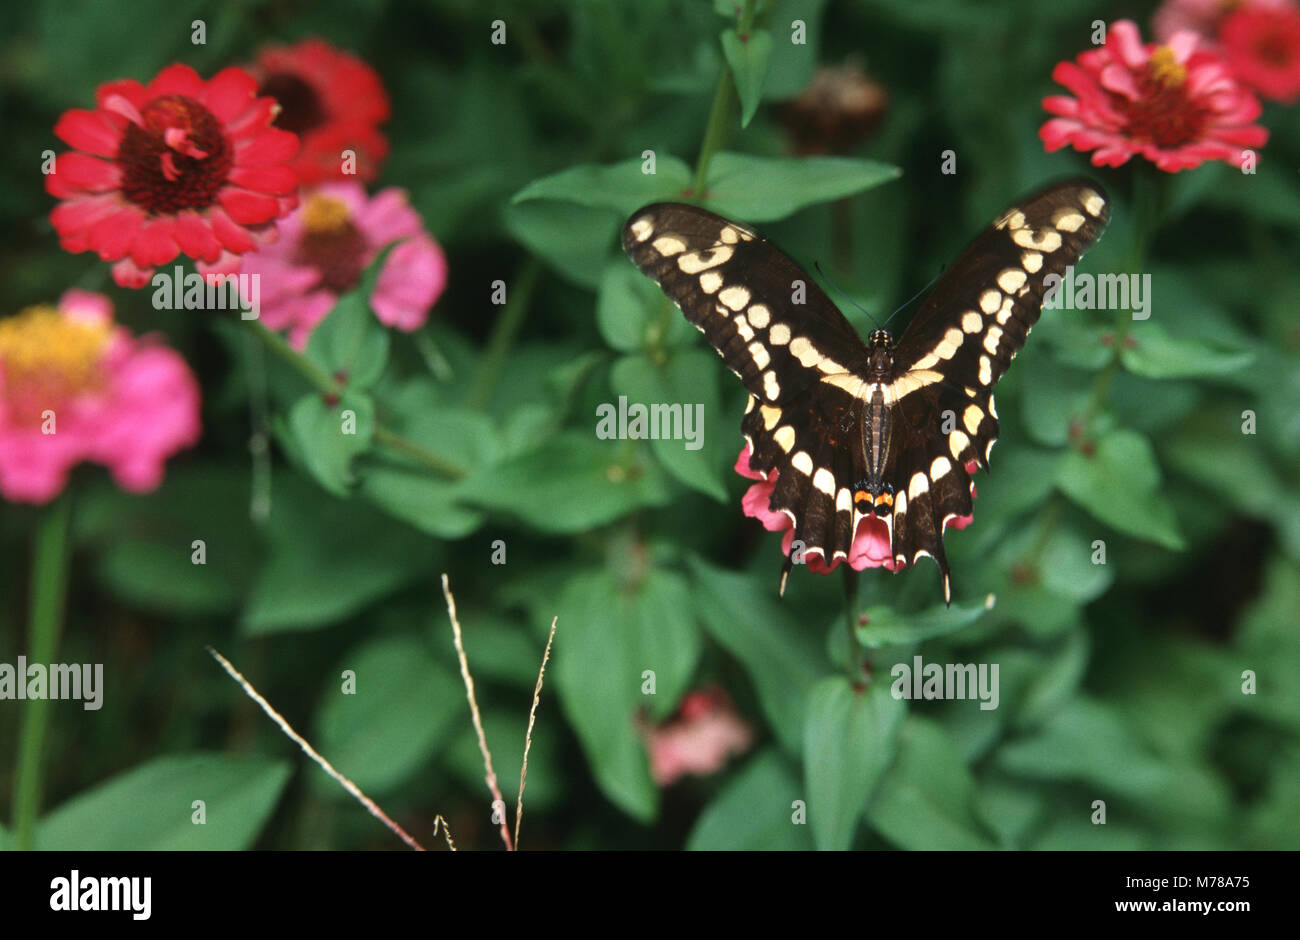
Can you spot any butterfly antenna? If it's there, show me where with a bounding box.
[881,265,946,329]
[813,261,880,330]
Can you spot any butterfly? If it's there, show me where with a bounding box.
[622,179,1110,603]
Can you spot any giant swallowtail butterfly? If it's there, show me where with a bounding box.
[623,179,1110,603]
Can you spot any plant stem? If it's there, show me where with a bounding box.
[468,257,541,411]
[1077,351,1120,435]
[1028,496,1063,562]
[842,564,862,674]
[691,0,763,197]
[373,426,466,480]
[692,65,737,199]
[241,319,466,480]
[12,492,73,850]
[245,319,338,397]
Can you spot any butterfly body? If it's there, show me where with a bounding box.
[623,180,1110,603]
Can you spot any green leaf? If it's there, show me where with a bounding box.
[286,392,374,496]
[445,708,564,816]
[74,466,259,617]
[461,432,673,533]
[985,519,1113,638]
[962,446,1060,537]
[504,201,620,289]
[1056,428,1185,550]
[445,612,548,687]
[595,261,691,353]
[721,28,773,128]
[1013,625,1089,731]
[687,749,814,850]
[688,557,826,753]
[1036,524,1113,603]
[1165,419,1300,558]
[511,155,693,216]
[1035,317,1117,371]
[553,568,702,820]
[761,0,827,99]
[37,753,291,850]
[854,595,994,648]
[974,775,1046,849]
[611,351,727,502]
[242,478,432,634]
[866,716,997,850]
[996,697,1232,824]
[1235,558,1300,731]
[1120,321,1254,380]
[359,391,495,539]
[804,677,906,850]
[1019,350,1092,447]
[312,635,461,797]
[704,152,900,221]
[303,245,395,389]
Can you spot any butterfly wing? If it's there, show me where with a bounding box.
[883,179,1112,599]
[623,203,872,569]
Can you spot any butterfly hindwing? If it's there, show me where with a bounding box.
[883,382,978,602]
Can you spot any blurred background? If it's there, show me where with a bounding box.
[1,0,1298,850]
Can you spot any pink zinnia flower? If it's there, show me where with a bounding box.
[1220,2,1300,103]
[644,687,754,786]
[0,290,201,504]
[735,446,975,577]
[1040,19,1269,172]
[47,64,299,289]
[239,182,447,349]
[249,38,390,185]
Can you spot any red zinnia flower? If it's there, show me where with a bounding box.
[1040,19,1269,172]
[734,446,975,578]
[1220,2,1300,103]
[47,64,299,288]
[249,38,390,185]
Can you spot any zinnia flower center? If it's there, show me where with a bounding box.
[117,94,233,215]
[292,195,368,293]
[1253,34,1292,67]
[260,72,327,136]
[1118,46,1207,148]
[0,306,110,424]
[1147,47,1187,88]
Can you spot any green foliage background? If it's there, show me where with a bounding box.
[2,0,1298,850]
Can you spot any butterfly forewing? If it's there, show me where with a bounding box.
[623,180,1111,603]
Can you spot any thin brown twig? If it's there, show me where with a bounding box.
[207,646,426,851]
[432,814,458,851]
[440,574,514,851]
[515,616,557,850]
